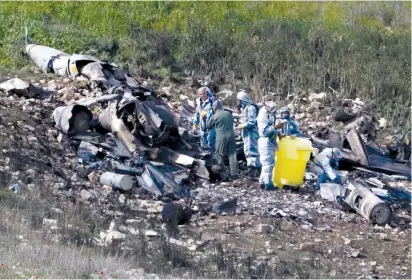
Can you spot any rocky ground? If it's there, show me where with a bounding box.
[0,74,410,279]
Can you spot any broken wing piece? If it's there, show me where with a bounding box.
[137,162,186,198]
[145,162,185,197]
[53,105,93,136]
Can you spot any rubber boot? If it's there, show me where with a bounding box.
[265,183,277,191]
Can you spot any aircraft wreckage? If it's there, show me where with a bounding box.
[24,44,217,198]
[22,44,411,226]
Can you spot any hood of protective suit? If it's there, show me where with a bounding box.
[265,101,277,115]
[237,90,253,105]
[280,106,290,120]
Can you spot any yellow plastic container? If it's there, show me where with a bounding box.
[272,136,314,189]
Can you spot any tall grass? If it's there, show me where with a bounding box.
[0,1,410,131]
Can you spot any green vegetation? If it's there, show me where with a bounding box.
[0,1,410,130]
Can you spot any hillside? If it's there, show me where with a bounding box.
[0,2,410,279]
[0,1,410,130]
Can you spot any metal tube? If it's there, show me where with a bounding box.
[344,182,392,225]
[99,172,134,191]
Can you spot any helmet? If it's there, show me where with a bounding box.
[331,148,343,159]
[236,90,253,104]
[280,106,290,115]
[280,106,290,119]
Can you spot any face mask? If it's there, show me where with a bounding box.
[281,114,290,120]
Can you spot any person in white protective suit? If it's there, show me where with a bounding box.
[235,90,261,177]
[257,101,285,190]
[312,148,344,189]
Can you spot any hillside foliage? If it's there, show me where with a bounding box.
[0,1,410,130]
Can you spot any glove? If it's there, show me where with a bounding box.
[192,124,197,132]
[201,111,208,117]
[290,134,296,138]
[236,123,246,130]
[274,122,284,129]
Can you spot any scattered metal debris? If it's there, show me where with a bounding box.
[20,43,411,233]
[0,77,44,98]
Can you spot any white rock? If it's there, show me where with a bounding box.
[118,194,126,205]
[128,227,140,235]
[80,189,93,201]
[379,118,387,128]
[374,225,385,232]
[109,220,116,231]
[161,86,173,96]
[118,225,128,233]
[377,233,389,241]
[145,230,159,237]
[299,242,315,252]
[258,223,273,234]
[50,225,59,233]
[100,231,107,240]
[308,92,326,102]
[105,231,125,244]
[298,210,309,218]
[179,94,189,101]
[343,238,352,245]
[43,218,57,227]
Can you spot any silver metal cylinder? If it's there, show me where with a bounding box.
[344,182,392,225]
[99,172,134,191]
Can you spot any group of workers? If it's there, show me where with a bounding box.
[193,86,344,190]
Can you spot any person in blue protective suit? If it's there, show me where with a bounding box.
[278,106,301,137]
[235,90,261,177]
[193,87,220,153]
[312,148,343,189]
[257,101,285,190]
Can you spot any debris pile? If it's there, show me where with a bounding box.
[9,45,410,217]
[0,44,409,276]
[23,45,222,200]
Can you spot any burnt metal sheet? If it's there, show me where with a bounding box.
[149,147,195,167]
[53,105,93,136]
[145,162,184,197]
[367,153,411,178]
[346,129,369,166]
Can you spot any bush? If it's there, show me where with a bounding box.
[0,1,410,131]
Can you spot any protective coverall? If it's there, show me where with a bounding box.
[194,91,220,153]
[207,107,238,179]
[238,101,261,169]
[257,102,278,189]
[279,106,301,137]
[312,148,343,189]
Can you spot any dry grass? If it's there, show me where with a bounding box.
[0,190,137,279]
